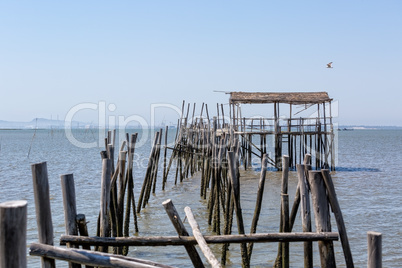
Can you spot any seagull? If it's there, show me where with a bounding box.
[327,62,333,68]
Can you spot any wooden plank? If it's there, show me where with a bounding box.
[184,207,222,268]
[0,200,27,268]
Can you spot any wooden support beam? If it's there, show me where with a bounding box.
[60,232,339,246]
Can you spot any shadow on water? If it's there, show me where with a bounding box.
[334,167,381,172]
[253,166,381,172]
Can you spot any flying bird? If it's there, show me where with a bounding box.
[327,62,333,68]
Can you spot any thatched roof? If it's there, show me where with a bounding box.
[229,92,332,104]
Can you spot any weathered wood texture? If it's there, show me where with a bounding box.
[0,200,27,268]
[297,164,313,268]
[61,232,339,246]
[367,231,382,268]
[60,173,81,268]
[321,169,354,268]
[230,92,332,104]
[228,151,249,267]
[162,199,204,267]
[30,243,175,268]
[100,158,112,252]
[31,162,56,268]
[308,171,336,268]
[76,214,94,268]
[184,206,222,268]
[247,155,268,259]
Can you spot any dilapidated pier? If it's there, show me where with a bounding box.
[1,92,383,268]
[228,92,335,171]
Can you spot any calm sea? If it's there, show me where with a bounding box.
[0,128,401,267]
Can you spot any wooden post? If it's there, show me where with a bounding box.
[227,151,249,267]
[76,214,91,251]
[100,158,112,253]
[31,162,56,268]
[321,170,354,267]
[162,199,204,268]
[281,194,289,268]
[60,173,81,268]
[162,125,169,190]
[297,164,312,268]
[0,200,27,268]
[247,155,268,259]
[137,132,160,212]
[308,171,336,268]
[184,206,222,268]
[367,231,382,268]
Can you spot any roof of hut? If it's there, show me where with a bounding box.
[229,92,332,104]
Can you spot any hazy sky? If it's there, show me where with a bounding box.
[1,1,401,126]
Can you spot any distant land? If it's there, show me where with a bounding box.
[0,118,401,130]
[0,118,151,129]
[0,118,82,129]
[337,125,402,130]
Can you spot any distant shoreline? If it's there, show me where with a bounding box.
[1,126,402,130]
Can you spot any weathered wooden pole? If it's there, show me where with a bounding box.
[227,151,249,267]
[100,158,112,253]
[247,155,268,259]
[321,169,354,267]
[30,243,175,268]
[0,200,27,268]
[137,132,160,212]
[367,231,382,268]
[297,164,312,268]
[288,154,311,233]
[162,125,169,190]
[308,171,336,268]
[31,161,56,268]
[76,214,92,250]
[162,199,204,268]
[281,193,289,268]
[185,206,222,268]
[60,173,82,268]
[274,155,289,267]
[61,232,340,247]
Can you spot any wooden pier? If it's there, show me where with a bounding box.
[0,92,384,267]
[228,91,336,171]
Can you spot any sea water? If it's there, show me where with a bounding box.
[0,128,401,267]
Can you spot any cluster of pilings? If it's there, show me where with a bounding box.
[0,123,384,267]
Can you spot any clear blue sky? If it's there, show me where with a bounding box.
[1,1,401,126]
